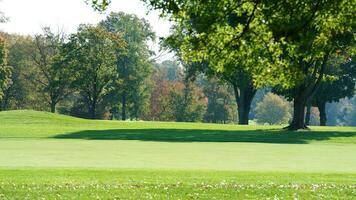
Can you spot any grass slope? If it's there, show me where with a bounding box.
[0,110,355,199]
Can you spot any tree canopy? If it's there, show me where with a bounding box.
[64,25,125,119]
[100,12,155,120]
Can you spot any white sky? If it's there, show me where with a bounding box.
[0,0,174,61]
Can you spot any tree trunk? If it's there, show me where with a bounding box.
[237,104,250,125]
[121,92,126,120]
[317,102,327,126]
[305,103,311,125]
[89,101,96,119]
[233,84,256,125]
[50,101,56,113]
[288,95,308,130]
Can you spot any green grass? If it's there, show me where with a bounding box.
[0,110,355,199]
[1,169,355,199]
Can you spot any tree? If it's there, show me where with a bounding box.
[255,93,291,125]
[100,12,155,120]
[144,0,284,125]
[146,62,207,122]
[199,77,237,124]
[65,25,125,119]
[0,33,34,110]
[27,28,73,113]
[169,79,207,122]
[268,0,355,129]
[0,35,11,102]
[308,57,356,126]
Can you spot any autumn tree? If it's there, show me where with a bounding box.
[169,79,207,122]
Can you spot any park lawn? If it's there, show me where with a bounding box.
[0,110,355,199]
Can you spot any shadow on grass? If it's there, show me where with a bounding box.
[52,128,356,144]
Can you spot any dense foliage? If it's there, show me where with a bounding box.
[63,25,125,119]
[100,12,155,120]
[1,1,355,127]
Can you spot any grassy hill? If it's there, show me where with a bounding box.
[0,110,355,199]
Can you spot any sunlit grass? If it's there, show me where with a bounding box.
[0,110,355,199]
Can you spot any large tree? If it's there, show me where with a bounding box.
[100,12,155,120]
[65,25,125,119]
[269,0,355,129]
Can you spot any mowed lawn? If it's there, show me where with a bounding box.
[0,110,355,199]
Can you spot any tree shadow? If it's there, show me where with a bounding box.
[52,128,356,144]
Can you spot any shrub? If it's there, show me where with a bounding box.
[255,93,291,125]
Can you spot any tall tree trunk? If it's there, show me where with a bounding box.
[305,103,311,125]
[233,84,256,125]
[121,92,126,120]
[317,101,327,126]
[289,94,308,130]
[288,52,330,129]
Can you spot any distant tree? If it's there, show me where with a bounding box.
[325,97,356,126]
[199,77,237,124]
[250,88,270,120]
[255,93,291,125]
[344,97,356,126]
[27,28,73,113]
[160,60,181,81]
[0,33,34,110]
[145,62,180,121]
[169,80,207,122]
[100,12,155,120]
[146,63,207,122]
[65,25,125,119]
[0,35,11,103]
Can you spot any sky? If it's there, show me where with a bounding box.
[0,0,173,61]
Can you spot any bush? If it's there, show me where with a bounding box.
[255,93,291,125]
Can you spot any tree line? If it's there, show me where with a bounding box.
[0,12,239,123]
